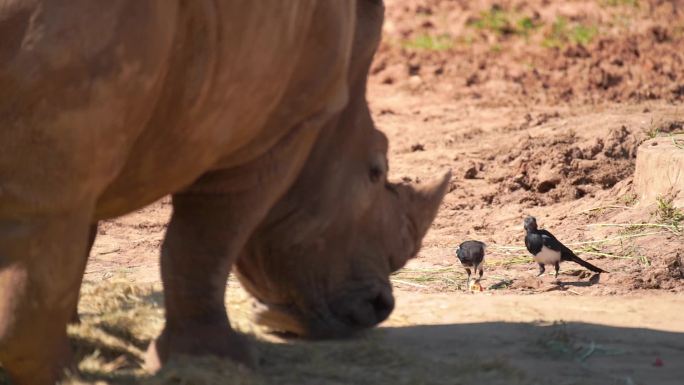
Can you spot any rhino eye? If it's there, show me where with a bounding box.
[369,165,383,183]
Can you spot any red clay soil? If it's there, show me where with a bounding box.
[369,0,684,295]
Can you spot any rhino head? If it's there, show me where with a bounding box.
[235,0,450,338]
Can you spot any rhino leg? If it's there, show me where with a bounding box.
[70,224,98,325]
[145,115,325,371]
[0,212,94,385]
[145,192,256,371]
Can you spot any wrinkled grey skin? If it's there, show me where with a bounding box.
[0,1,449,385]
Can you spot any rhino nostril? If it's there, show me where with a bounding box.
[335,288,395,330]
[370,290,394,323]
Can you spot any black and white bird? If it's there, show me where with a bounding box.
[455,240,486,290]
[523,216,607,278]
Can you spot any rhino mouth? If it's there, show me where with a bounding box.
[250,298,350,339]
[249,282,394,339]
[250,299,310,337]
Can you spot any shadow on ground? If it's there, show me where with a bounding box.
[2,279,682,385]
[2,320,682,385]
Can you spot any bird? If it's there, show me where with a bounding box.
[523,216,607,278]
[455,240,486,291]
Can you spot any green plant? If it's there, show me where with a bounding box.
[469,8,512,35]
[646,116,660,139]
[645,118,684,140]
[654,195,684,230]
[646,126,660,139]
[458,34,476,46]
[516,16,538,36]
[402,33,453,51]
[618,192,639,206]
[543,17,598,48]
[602,0,639,7]
[542,17,567,48]
[468,8,541,37]
[571,24,598,45]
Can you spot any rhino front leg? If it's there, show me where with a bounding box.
[146,118,324,370]
[70,224,99,325]
[145,192,258,371]
[0,211,94,385]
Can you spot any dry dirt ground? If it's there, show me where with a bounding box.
[2,1,684,384]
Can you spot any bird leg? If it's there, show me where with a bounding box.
[554,262,560,278]
[474,267,485,291]
[465,268,472,291]
[537,263,545,277]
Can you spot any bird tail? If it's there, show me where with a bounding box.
[563,247,607,273]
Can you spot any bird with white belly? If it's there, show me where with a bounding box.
[523,216,607,278]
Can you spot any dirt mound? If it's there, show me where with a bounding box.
[610,253,684,291]
[487,125,642,205]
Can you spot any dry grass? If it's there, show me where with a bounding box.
[390,233,658,292]
[0,277,533,385]
[488,230,665,271]
[391,266,465,291]
[390,251,531,292]
[539,322,625,363]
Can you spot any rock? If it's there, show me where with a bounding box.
[408,75,422,89]
[511,276,544,290]
[634,135,684,207]
[464,166,478,179]
[382,20,396,34]
[410,143,425,152]
[379,63,404,85]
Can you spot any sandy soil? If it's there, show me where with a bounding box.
[2,1,683,384]
[383,292,684,385]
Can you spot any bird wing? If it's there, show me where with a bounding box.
[539,230,563,251]
[455,248,464,262]
[539,230,607,272]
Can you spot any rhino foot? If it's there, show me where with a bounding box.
[144,324,255,373]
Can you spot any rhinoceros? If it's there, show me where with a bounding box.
[0,1,450,384]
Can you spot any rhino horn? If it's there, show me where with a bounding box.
[407,170,451,240]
